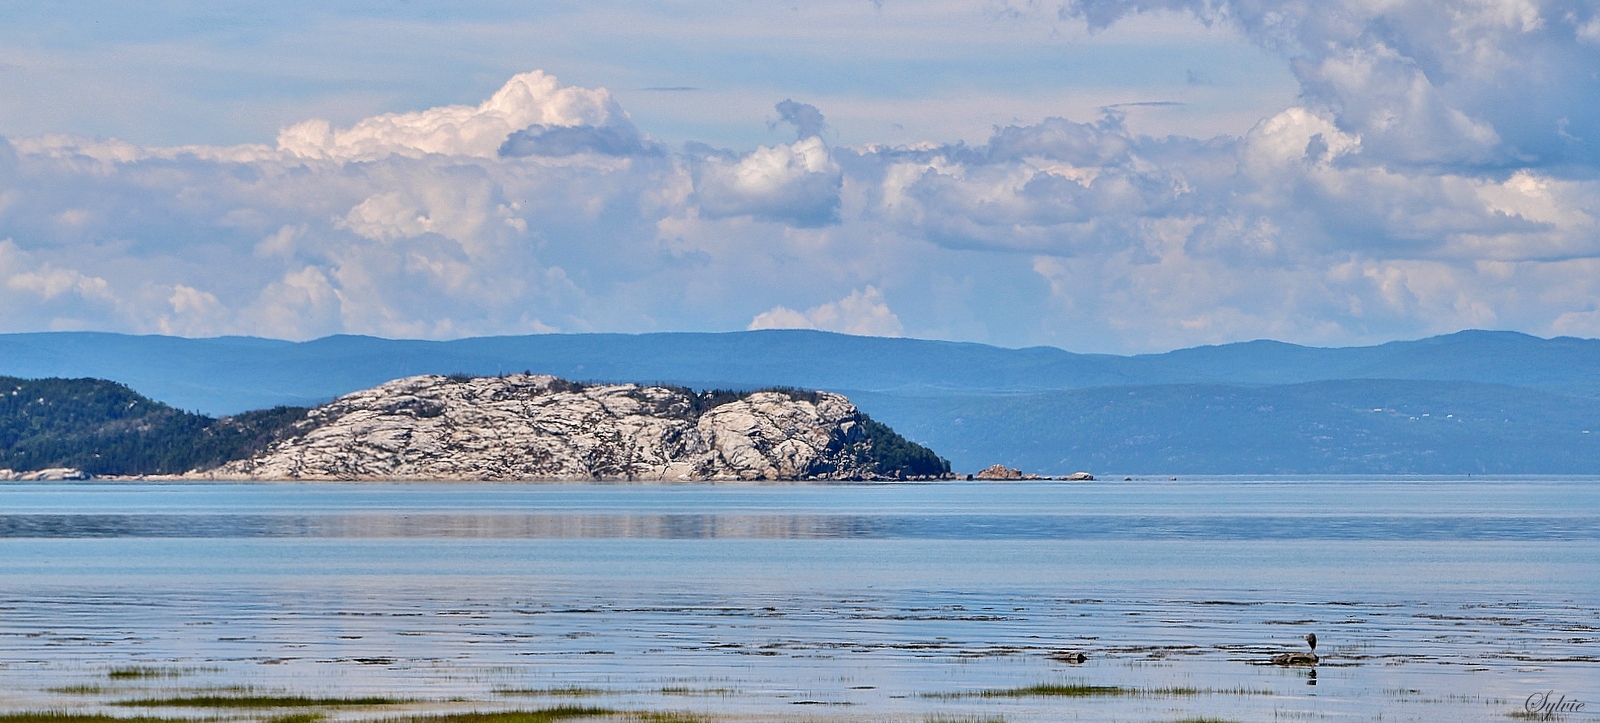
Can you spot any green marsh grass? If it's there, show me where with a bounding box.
[106,668,186,681]
[44,686,105,695]
[632,714,709,723]
[113,695,406,709]
[264,715,327,723]
[0,714,200,723]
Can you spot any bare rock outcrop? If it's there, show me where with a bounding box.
[210,374,940,481]
[975,464,1025,480]
[972,464,1093,481]
[0,467,89,481]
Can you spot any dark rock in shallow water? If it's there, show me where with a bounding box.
[1050,651,1088,663]
[1271,652,1319,665]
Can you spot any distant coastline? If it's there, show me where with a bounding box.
[4,328,1600,475]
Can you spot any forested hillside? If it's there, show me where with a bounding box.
[0,377,307,475]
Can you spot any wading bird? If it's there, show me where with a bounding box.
[1304,633,1317,653]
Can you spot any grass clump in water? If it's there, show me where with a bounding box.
[378,708,613,723]
[114,695,405,709]
[265,715,327,723]
[44,686,106,695]
[632,714,709,723]
[107,667,187,680]
[976,683,1129,698]
[493,688,608,698]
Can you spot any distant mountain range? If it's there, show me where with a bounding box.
[2,329,1598,475]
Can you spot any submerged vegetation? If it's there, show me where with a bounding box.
[929,682,1266,699]
[493,688,608,698]
[378,709,614,723]
[655,688,733,697]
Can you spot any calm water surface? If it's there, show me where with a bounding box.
[1,479,1596,722]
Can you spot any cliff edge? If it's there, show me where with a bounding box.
[210,374,948,481]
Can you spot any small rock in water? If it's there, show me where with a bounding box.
[975,464,1024,480]
[1050,651,1089,663]
[975,464,1055,480]
[1061,472,1094,481]
[1271,652,1319,666]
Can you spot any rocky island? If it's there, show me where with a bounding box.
[1,374,949,481]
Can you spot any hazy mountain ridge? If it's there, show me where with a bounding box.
[6,329,1600,415]
[2,329,1597,474]
[851,380,1600,475]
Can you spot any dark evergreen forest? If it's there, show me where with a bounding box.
[0,376,307,475]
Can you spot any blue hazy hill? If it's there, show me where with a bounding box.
[850,380,1600,475]
[2,328,1598,414]
[2,328,1598,474]
[0,330,1123,412]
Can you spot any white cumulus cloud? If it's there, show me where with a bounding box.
[3,5,1600,354]
[749,287,905,337]
[277,70,629,161]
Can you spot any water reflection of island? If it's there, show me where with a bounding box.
[2,511,1592,540]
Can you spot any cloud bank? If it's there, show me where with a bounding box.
[2,2,1599,351]
[749,287,905,337]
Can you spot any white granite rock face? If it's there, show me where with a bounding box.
[0,467,89,481]
[211,374,880,481]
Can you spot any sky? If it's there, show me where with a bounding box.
[0,0,1597,352]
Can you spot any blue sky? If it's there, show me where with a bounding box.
[0,0,1597,351]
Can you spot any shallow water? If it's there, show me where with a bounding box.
[1,479,1596,722]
